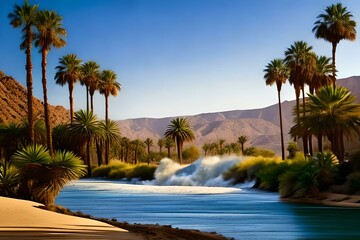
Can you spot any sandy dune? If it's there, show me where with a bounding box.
[0,197,144,240]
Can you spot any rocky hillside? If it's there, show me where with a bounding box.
[0,71,69,125]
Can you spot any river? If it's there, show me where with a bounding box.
[57,157,360,239]
[56,179,360,240]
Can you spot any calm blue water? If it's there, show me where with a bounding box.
[56,179,360,240]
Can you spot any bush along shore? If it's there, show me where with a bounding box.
[223,151,360,206]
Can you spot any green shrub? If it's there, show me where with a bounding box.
[243,147,275,157]
[287,141,299,159]
[92,161,156,180]
[223,157,281,184]
[125,164,157,181]
[0,160,19,197]
[182,145,201,163]
[256,162,289,191]
[278,159,318,198]
[109,168,127,179]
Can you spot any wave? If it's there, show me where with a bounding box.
[151,156,244,187]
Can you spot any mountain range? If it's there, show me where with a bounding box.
[1,70,359,155]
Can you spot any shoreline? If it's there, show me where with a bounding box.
[43,204,232,240]
[0,196,231,240]
[281,192,360,208]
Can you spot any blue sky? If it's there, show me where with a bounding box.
[1,0,360,120]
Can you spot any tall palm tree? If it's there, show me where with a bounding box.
[8,0,38,143]
[69,110,100,177]
[264,58,289,160]
[55,54,82,124]
[285,41,315,155]
[80,61,100,112]
[99,70,121,123]
[295,86,360,162]
[237,135,247,155]
[34,10,67,155]
[164,117,195,164]
[313,3,356,85]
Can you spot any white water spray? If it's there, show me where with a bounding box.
[152,156,244,187]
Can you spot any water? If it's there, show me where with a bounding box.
[56,157,360,240]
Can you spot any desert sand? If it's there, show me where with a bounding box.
[0,197,144,240]
[0,197,229,240]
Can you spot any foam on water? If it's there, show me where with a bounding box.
[152,156,244,187]
[67,180,241,194]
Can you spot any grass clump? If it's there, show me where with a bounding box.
[223,156,281,184]
[92,161,156,181]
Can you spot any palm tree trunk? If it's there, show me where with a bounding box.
[96,139,103,165]
[86,85,89,113]
[86,138,91,177]
[331,42,337,87]
[69,83,74,124]
[104,95,109,164]
[277,91,285,160]
[317,133,323,153]
[90,93,94,112]
[177,138,183,164]
[41,49,53,155]
[301,87,308,156]
[167,147,171,158]
[105,95,109,123]
[26,26,34,144]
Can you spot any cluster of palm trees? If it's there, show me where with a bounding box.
[8,1,121,156]
[264,3,358,162]
[202,136,248,156]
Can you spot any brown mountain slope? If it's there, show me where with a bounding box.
[0,71,69,125]
[117,76,360,155]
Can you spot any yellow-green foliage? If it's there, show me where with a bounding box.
[223,156,281,184]
[182,145,201,162]
[92,161,156,181]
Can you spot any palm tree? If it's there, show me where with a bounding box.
[296,86,360,162]
[80,61,100,112]
[202,143,210,156]
[144,138,153,155]
[13,145,86,205]
[310,55,333,152]
[99,120,121,165]
[311,55,333,94]
[8,0,38,144]
[157,138,165,154]
[164,117,195,164]
[34,10,67,155]
[237,136,247,155]
[55,54,82,124]
[131,139,144,164]
[313,3,356,85]
[99,70,121,123]
[285,41,315,155]
[219,139,225,155]
[264,58,289,160]
[164,137,175,158]
[69,110,100,177]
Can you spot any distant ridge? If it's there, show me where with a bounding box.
[117,76,360,154]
